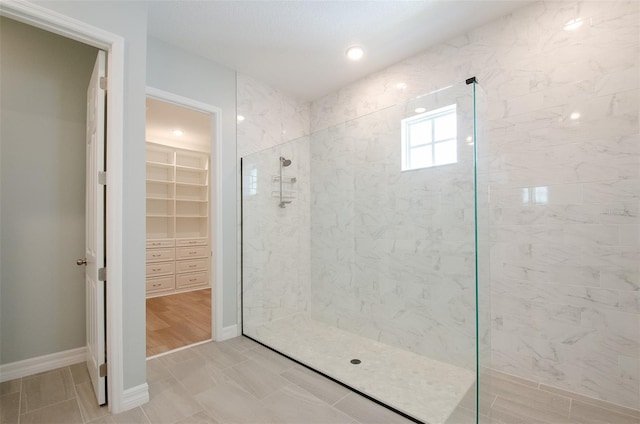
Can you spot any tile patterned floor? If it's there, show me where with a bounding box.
[447,370,640,424]
[246,314,475,423]
[1,336,638,424]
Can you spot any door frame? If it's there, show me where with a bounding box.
[146,87,225,341]
[0,0,128,413]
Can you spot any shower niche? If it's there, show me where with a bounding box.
[241,80,488,424]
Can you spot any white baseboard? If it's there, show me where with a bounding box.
[219,324,239,341]
[0,347,86,382]
[120,383,149,411]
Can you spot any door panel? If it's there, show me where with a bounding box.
[86,50,106,406]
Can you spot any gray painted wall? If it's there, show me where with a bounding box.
[0,17,97,363]
[146,37,238,329]
[33,0,149,390]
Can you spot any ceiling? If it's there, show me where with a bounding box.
[146,97,211,147]
[147,1,530,102]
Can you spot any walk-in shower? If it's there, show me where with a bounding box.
[241,80,488,423]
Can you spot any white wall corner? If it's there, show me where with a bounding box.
[220,324,240,341]
[0,347,86,382]
[120,383,149,411]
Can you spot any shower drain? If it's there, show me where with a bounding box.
[350,359,361,364]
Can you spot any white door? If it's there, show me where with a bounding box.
[84,50,107,405]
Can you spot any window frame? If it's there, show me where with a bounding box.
[401,104,457,171]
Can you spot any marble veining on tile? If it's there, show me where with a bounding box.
[303,0,640,411]
[236,0,639,414]
[247,314,476,424]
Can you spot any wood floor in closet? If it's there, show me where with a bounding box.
[146,288,212,357]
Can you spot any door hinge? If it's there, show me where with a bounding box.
[99,77,107,90]
[98,171,107,185]
[98,267,107,281]
[99,363,107,377]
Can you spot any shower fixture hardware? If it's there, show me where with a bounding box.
[272,175,296,183]
[278,156,294,208]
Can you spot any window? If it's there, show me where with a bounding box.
[401,104,457,171]
[244,165,258,196]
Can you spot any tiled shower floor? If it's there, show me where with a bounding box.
[248,314,476,424]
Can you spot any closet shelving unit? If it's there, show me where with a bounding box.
[146,142,210,297]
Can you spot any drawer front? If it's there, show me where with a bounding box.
[176,271,208,288]
[176,246,209,260]
[176,259,208,274]
[146,248,174,262]
[176,238,208,247]
[146,275,175,292]
[146,239,175,249]
[146,261,175,277]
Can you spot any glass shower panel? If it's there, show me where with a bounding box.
[242,81,485,424]
[474,83,491,424]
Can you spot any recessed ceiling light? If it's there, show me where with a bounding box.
[396,82,408,91]
[172,129,184,136]
[237,115,245,122]
[570,111,581,120]
[563,18,583,31]
[415,107,426,113]
[346,46,364,61]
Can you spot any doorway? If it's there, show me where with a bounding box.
[0,14,109,406]
[144,95,217,357]
[0,1,132,412]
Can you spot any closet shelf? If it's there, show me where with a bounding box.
[175,182,207,187]
[175,164,208,172]
[146,160,173,168]
[146,142,211,298]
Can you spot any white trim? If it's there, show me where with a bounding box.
[220,324,239,341]
[145,87,225,342]
[145,339,212,360]
[0,0,112,50]
[120,383,150,411]
[0,0,127,414]
[0,347,86,382]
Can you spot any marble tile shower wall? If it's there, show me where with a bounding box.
[241,140,311,331]
[237,73,310,158]
[308,0,639,409]
[237,74,312,330]
[309,92,480,370]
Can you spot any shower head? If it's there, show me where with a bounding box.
[280,157,292,167]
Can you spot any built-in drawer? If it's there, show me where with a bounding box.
[146,275,175,293]
[146,261,175,277]
[175,259,208,274]
[146,239,175,249]
[146,248,175,262]
[176,271,208,289]
[176,238,208,247]
[176,246,209,260]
